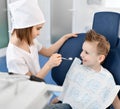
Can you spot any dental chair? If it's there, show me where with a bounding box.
[0,56,8,72]
[51,11,120,108]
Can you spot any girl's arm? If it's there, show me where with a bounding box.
[39,33,77,57]
[36,53,62,79]
[26,53,62,79]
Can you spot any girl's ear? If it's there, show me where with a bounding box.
[98,55,105,64]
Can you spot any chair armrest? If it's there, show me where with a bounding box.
[46,84,63,92]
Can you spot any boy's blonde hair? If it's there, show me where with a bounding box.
[85,29,110,57]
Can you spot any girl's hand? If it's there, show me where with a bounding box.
[47,53,62,69]
[63,33,78,40]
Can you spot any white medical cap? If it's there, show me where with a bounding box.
[8,0,45,32]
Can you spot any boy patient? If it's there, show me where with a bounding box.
[47,30,120,109]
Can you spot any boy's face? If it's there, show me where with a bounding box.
[80,41,103,70]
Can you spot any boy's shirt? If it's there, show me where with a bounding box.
[58,58,119,109]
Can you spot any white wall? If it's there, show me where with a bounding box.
[37,0,51,47]
[72,0,120,35]
[37,0,120,46]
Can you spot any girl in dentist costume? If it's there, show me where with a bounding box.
[6,0,77,81]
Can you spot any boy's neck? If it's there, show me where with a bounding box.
[92,65,102,72]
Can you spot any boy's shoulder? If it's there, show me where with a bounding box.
[101,66,115,83]
[102,66,113,76]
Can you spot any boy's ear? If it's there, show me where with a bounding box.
[99,55,105,63]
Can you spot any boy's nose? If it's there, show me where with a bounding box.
[80,51,83,58]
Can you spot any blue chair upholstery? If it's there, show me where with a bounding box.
[51,11,120,105]
[0,56,8,72]
[92,12,120,48]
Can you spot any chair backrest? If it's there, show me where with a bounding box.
[51,12,120,99]
[92,12,120,48]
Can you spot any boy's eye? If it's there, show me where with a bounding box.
[82,49,89,55]
[85,51,89,54]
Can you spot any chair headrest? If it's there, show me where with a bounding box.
[92,12,120,48]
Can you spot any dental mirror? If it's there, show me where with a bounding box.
[62,57,73,61]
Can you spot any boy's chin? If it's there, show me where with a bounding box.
[82,62,89,66]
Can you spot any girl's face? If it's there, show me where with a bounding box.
[80,41,102,70]
[32,23,44,38]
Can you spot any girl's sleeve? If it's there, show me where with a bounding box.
[7,57,29,75]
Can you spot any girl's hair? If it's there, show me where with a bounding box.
[13,27,33,45]
[85,29,110,57]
